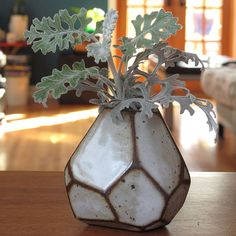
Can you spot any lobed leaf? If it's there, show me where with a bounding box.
[172,95,195,115]
[111,98,158,122]
[119,9,181,57]
[163,46,205,69]
[87,9,118,63]
[33,60,99,105]
[194,98,218,134]
[25,9,93,54]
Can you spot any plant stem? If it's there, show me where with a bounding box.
[107,53,122,99]
[87,35,118,98]
[82,80,113,100]
[134,69,149,78]
[96,74,117,97]
[150,61,162,78]
[118,55,125,77]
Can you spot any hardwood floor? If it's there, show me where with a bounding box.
[0,102,236,172]
[171,104,236,171]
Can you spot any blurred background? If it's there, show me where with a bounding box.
[0,0,235,172]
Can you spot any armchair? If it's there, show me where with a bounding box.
[201,63,236,137]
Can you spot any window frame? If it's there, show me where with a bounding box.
[116,0,234,56]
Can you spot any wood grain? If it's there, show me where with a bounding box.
[1,102,236,172]
[0,172,236,236]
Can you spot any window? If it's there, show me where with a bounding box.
[185,0,223,56]
[126,0,164,37]
[123,0,224,56]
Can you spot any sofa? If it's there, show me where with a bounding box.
[201,65,236,137]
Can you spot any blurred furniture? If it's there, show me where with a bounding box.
[201,63,236,137]
[0,41,29,54]
[0,172,236,235]
[0,42,31,107]
[4,64,31,107]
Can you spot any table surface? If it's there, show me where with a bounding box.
[0,172,236,236]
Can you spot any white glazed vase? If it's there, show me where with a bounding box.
[64,109,190,231]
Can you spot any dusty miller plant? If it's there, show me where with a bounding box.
[25,8,217,136]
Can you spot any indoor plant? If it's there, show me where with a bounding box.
[25,8,217,231]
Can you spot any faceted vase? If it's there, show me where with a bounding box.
[64,109,190,231]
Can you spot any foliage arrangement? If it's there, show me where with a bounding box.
[25,8,217,135]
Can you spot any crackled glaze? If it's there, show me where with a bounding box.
[65,109,190,231]
[135,112,182,194]
[70,110,133,191]
[69,184,115,220]
[109,170,165,226]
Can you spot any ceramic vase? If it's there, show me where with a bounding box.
[64,109,190,231]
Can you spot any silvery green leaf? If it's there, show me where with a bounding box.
[75,82,98,97]
[95,20,103,34]
[194,99,218,134]
[25,9,93,54]
[132,83,150,100]
[102,9,118,41]
[164,74,185,87]
[75,78,113,103]
[77,8,92,31]
[87,9,118,63]
[33,60,99,105]
[99,68,109,77]
[172,95,195,115]
[171,95,217,137]
[89,99,100,105]
[118,37,136,58]
[87,42,109,63]
[111,98,157,122]
[163,46,204,69]
[119,9,181,57]
[97,91,109,103]
[132,42,167,69]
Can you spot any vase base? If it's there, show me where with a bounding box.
[83,219,166,232]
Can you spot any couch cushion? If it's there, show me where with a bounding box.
[201,67,236,109]
[217,103,236,133]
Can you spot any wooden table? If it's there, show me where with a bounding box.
[0,172,236,236]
